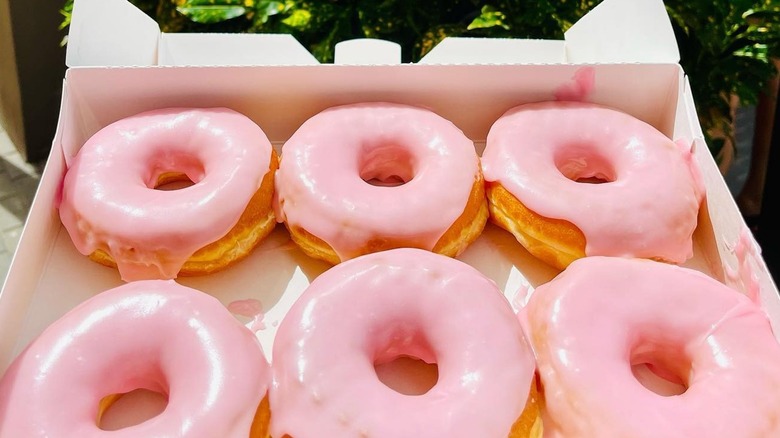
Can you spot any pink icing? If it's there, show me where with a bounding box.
[58,108,272,281]
[0,280,271,437]
[270,248,536,437]
[511,282,533,312]
[482,101,705,263]
[526,256,780,437]
[725,227,762,304]
[553,66,596,102]
[275,102,479,261]
[227,298,266,332]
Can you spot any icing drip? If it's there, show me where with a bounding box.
[58,108,272,281]
[725,227,763,305]
[228,298,266,332]
[511,282,533,313]
[482,101,705,263]
[554,67,596,102]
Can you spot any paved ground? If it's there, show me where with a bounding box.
[0,126,45,286]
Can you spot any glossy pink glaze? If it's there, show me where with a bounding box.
[553,67,595,102]
[270,248,536,437]
[275,102,479,261]
[58,108,272,281]
[482,101,704,263]
[526,256,780,437]
[0,280,271,437]
[511,283,533,313]
[725,227,762,304]
[228,298,266,332]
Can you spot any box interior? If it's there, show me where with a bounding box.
[2,0,778,425]
[5,61,770,375]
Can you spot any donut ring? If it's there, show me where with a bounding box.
[525,256,780,437]
[59,107,278,281]
[270,248,542,438]
[482,101,704,270]
[0,280,272,437]
[275,102,488,264]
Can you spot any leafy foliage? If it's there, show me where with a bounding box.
[60,0,779,158]
[666,0,779,156]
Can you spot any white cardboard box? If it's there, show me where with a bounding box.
[1,0,778,399]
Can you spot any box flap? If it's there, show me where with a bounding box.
[564,0,679,63]
[159,33,319,66]
[67,0,679,68]
[67,0,317,67]
[334,39,402,65]
[418,38,565,65]
[66,0,160,67]
[417,0,677,65]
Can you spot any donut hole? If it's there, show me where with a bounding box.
[97,388,168,430]
[374,355,439,396]
[359,145,415,187]
[630,342,690,397]
[153,172,197,191]
[554,148,616,184]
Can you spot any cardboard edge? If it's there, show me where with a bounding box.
[657,65,684,137]
[564,0,679,64]
[60,70,85,167]
[66,0,160,67]
[159,33,320,66]
[681,79,780,333]
[0,116,66,373]
[334,39,402,65]
[418,37,566,65]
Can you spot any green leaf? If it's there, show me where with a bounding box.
[467,5,510,31]
[282,9,312,29]
[59,0,74,30]
[180,0,245,6]
[176,5,247,24]
[255,0,286,23]
[744,8,780,25]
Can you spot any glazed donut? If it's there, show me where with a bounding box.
[481,101,704,270]
[270,248,541,437]
[0,280,271,437]
[59,107,279,281]
[525,256,780,437]
[275,102,488,264]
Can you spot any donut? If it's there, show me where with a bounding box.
[58,107,279,281]
[0,280,272,437]
[525,256,780,437]
[275,102,488,264]
[270,248,542,437]
[481,101,704,270]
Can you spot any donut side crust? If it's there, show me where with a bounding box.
[486,182,585,270]
[89,149,280,276]
[431,169,489,258]
[509,376,544,438]
[249,395,272,438]
[286,171,489,264]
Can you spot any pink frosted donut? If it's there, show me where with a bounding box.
[0,280,271,437]
[59,107,279,281]
[525,256,780,437]
[270,248,541,437]
[481,101,704,270]
[275,102,488,264]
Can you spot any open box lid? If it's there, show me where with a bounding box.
[66,0,679,67]
[65,0,319,67]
